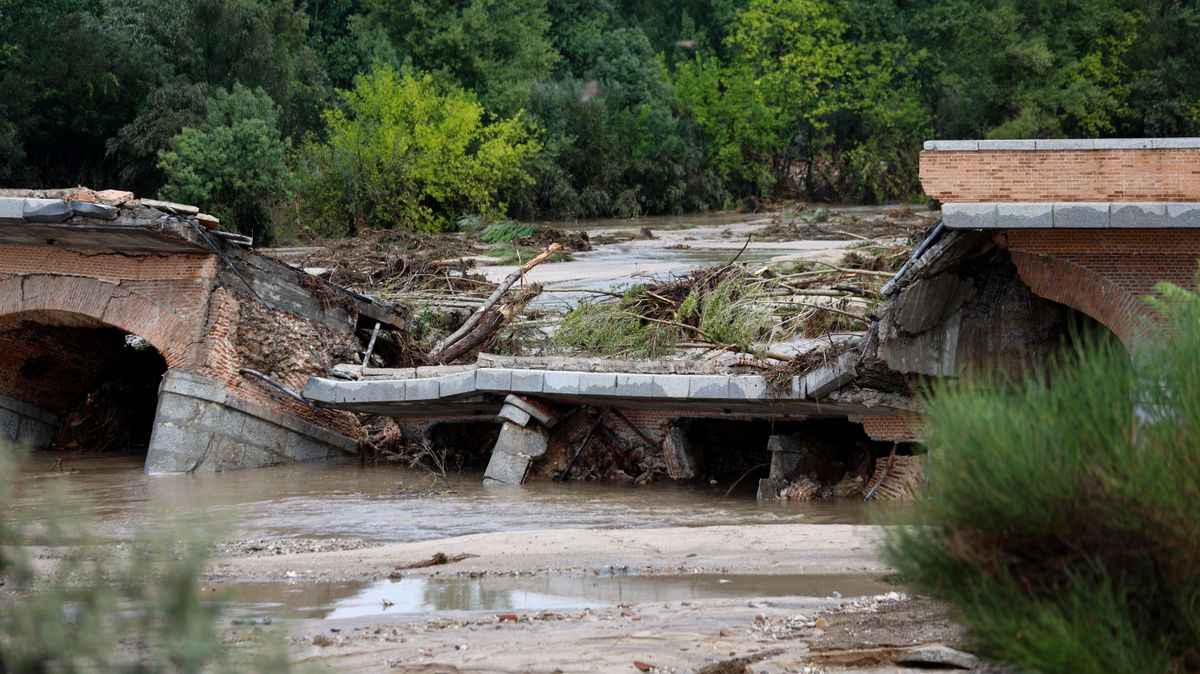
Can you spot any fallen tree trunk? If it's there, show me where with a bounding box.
[429,243,559,363]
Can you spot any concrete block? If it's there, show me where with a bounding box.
[1166,203,1200,228]
[155,393,203,424]
[22,198,72,223]
[976,139,1036,150]
[942,203,997,229]
[1111,202,1168,228]
[615,373,662,397]
[365,380,406,403]
[283,431,336,461]
[792,376,807,400]
[996,202,1052,228]
[18,417,56,449]
[578,372,617,396]
[403,377,440,401]
[239,415,286,450]
[652,374,692,398]
[198,399,241,431]
[0,409,19,441]
[332,381,370,404]
[476,368,512,391]
[663,426,699,480]
[728,376,768,399]
[1151,138,1200,149]
[70,201,117,220]
[437,370,477,398]
[503,395,559,427]
[688,375,730,399]
[497,403,532,427]
[923,140,978,151]
[1053,203,1110,228]
[542,370,580,395]
[757,478,786,500]
[803,354,858,399]
[509,369,544,394]
[300,377,338,404]
[483,422,548,485]
[1094,138,1152,149]
[144,421,213,474]
[767,435,803,479]
[1034,139,1094,150]
[0,198,25,223]
[161,371,228,405]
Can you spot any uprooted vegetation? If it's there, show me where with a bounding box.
[553,251,906,362]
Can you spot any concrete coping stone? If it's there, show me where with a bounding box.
[0,392,59,425]
[304,368,832,407]
[923,138,1200,151]
[942,202,1200,229]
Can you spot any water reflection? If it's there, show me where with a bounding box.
[225,573,894,621]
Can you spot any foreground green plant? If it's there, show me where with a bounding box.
[885,283,1200,674]
[0,447,292,673]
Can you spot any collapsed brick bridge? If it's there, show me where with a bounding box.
[302,137,1200,489]
[0,190,403,472]
[919,138,1200,346]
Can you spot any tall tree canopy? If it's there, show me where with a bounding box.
[2,0,1199,238]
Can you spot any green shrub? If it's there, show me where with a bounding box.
[299,66,540,234]
[479,221,537,243]
[884,283,1200,674]
[158,84,293,241]
[0,445,291,672]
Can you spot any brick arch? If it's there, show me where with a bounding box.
[0,274,203,368]
[1008,251,1147,346]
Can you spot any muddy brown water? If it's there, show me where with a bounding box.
[221,574,894,621]
[15,452,879,544]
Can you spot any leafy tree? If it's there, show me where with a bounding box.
[300,66,540,233]
[885,283,1200,674]
[158,85,293,240]
[359,0,558,115]
[677,0,929,202]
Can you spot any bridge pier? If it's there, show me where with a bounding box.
[145,371,357,474]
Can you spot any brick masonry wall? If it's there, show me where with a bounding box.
[0,244,363,453]
[999,229,1200,345]
[920,149,1200,202]
[848,414,919,442]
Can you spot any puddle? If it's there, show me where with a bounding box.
[221,574,894,621]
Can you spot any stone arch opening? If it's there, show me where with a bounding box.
[0,310,168,454]
[1008,250,1146,347]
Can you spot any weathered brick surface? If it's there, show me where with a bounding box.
[921,149,1200,203]
[848,414,919,442]
[1000,229,1200,344]
[0,243,363,457]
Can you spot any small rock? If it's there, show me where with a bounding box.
[894,644,979,670]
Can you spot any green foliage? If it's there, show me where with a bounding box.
[5,0,1200,219]
[678,0,930,202]
[695,270,770,347]
[555,291,684,358]
[0,446,292,672]
[360,0,558,115]
[884,287,1200,674]
[300,67,540,234]
[479,221,538,243]
[158,84,293,240]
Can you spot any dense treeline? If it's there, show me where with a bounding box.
[1,0,1198,240]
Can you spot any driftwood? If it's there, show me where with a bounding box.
[429,243,560,363]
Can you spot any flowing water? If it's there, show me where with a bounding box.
[15,452,876,545]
